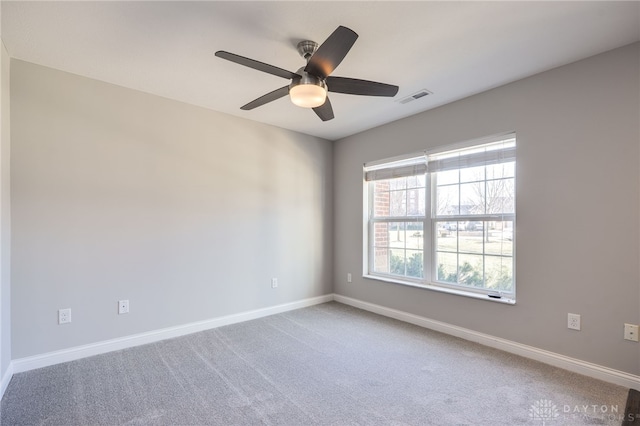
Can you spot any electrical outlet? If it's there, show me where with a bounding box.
[347,273,352,283]
[624,323,639,342]
[58,308,71,325]
[567,313,581,331]
[118,300,129,315]
[271,278,278,288]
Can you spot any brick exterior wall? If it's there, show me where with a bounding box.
[373,181,390,273]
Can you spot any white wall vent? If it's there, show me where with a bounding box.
[398,89,433,104]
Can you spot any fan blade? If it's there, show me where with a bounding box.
[327,76,399,97]
[215,51,299,80]
[241,86,290,110]
[305,26,358,79]
[313,97,334,121]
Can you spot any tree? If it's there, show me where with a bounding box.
[390,252,423,278]
[438,262,483,286]
[464,166,514,242]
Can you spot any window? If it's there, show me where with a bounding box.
[364,134,516,302]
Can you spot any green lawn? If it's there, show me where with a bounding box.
[385,229,513,290]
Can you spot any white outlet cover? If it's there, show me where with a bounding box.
[58,308,71,324]
[568,313,581,331]
[118,300,129,314]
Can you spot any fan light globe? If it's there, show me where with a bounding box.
[290,84,327,108]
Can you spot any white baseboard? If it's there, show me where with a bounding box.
[333,294,640,390]
[10,294,333,376]
[0,362,13,398]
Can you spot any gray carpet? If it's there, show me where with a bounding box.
[0,302,630,425]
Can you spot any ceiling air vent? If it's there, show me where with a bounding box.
[398,89,433,104]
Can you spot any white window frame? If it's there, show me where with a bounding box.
[363,133,516,304]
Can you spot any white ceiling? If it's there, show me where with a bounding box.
[2,1,639,141]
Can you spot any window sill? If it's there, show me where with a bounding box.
[362,274,516,305]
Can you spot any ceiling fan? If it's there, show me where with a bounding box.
[215,26,399,122]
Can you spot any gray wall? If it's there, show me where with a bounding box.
[0,39,10,377]
[333,43,640,375]
[10,60,333,358]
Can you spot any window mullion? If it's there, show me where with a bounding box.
[425,172,433,283]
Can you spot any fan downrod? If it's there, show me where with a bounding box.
[296,40,318,61]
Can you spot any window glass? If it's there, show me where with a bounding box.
[365,136,516,300]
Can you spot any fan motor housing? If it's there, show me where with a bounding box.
[289,68,327,91]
